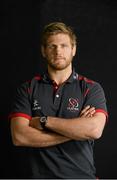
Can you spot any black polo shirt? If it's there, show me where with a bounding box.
[9,69,108,179]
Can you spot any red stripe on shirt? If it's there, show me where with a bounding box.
[95,109,108,119]
[9,113,32,120]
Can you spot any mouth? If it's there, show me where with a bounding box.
[54,57,65,61]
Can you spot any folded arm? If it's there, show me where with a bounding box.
[31,106,106,140]
[10,106,98,148]
[30,106,103,141]
[45,111,106,140]
[11,117,71,147]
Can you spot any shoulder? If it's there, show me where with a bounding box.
[78,74,101,87]
[78,74,95,84]
[17,74,42,94]
[78,74,103,96]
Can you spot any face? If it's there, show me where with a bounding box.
[41,33,76,70]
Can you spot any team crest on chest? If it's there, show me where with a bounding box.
[67,98,79,112]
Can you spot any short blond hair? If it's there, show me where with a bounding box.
[41,22,77,47]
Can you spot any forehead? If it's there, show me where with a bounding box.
[46,33,71,44]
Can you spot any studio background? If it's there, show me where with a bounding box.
[0,0,116,178]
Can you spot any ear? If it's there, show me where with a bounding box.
[41,46,46,58]
[72,45,76,57]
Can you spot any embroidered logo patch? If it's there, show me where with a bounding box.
[67,98,79,112]
[32,99,41,111]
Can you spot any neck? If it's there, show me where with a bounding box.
[48,65,72,85]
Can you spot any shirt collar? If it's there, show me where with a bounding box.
[42,68,78,84]
[67,68,78,83]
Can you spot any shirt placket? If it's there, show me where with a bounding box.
[52,81,64,108]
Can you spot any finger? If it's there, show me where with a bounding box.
[80,107,95,117]
[88,107,95,111]
[84,107,95,115]
[87,113,92,118]
[88,108,96,115]
[80,105,90,115]
[83,105,91,111]
[80,110,91,117]
[85,110,96,117]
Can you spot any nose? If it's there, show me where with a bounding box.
[55,46,61,55]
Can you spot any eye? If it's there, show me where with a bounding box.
[46,44,55,49]
[61,44,68,48]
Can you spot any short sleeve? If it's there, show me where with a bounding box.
[83,82,108,117]
[9,82,32,120]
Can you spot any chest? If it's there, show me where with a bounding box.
[31,83,84,118]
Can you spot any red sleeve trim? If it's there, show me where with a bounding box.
[9,113,32,120]
[95,109,108,119]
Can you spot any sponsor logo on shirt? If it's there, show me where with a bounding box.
[67,98,79,112]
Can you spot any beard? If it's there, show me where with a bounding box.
[47,57,73,70]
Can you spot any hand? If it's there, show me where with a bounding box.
[30,117,43,130]
[80,105,95,117]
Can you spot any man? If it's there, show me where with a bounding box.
[10,22,108,178]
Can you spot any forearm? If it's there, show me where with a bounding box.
[45,116,90,140]
[45,114,106,140]
[20,128,71,147]
[11,118,71,148]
